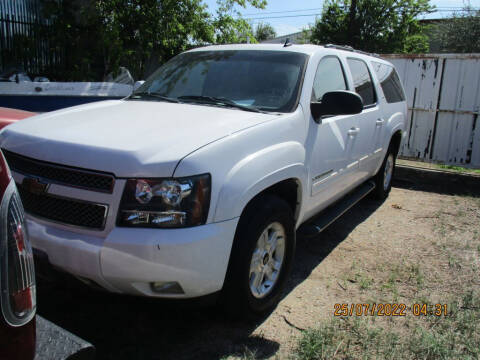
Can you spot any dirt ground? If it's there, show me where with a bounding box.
[36,175,480,360]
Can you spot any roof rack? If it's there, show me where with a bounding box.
[324,44,380,58]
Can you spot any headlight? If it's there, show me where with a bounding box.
[117,174,211,228]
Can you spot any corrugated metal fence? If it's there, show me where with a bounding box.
[383,54,480,168]
[0,0,59,76]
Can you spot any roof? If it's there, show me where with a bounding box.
[187,43,390,64]
[187,43,323,55]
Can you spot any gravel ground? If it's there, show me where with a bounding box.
[36,175,480,360]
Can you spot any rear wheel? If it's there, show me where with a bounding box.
[372,144,396,200]
[221,195,295,318]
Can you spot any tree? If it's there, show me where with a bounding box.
[212,0,266,44]
[434,6,480,53]
[40,0,105,81]
[94,0,215,79]
[39,0,266,81]
[310,0,434,53]
[255,22,276,41]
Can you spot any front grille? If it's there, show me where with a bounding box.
[18,186,107,230]
[3,150,114,193]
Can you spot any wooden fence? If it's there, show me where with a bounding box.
[384,54,480,168]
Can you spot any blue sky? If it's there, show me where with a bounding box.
[203,0,480,36]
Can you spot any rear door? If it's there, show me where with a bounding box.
[371,61,407,161]
[345,57,383,180]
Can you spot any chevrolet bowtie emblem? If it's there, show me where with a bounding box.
[22,177,49,195]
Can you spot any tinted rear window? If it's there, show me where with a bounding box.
[372,61,406,103]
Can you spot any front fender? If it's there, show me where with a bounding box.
[213,141,306,222]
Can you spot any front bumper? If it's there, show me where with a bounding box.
[27,216,239,298]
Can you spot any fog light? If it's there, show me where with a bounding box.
[124,211,149,225]
[121,210,186,227]
[151,211,186,226]
[150,281,184,294]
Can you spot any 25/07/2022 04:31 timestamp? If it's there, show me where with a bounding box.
[334,303,449,317]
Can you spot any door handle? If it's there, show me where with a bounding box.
[376,118,385,126]
[347,127,360,136]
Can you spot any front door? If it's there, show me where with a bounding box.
[306,55,360,217]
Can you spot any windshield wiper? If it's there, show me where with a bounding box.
[130,92,179,103]
[177,95,267,113]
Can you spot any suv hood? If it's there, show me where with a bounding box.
[0,100,276,177]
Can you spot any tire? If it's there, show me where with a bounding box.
[221,194,296,319]
[372,143,397,200]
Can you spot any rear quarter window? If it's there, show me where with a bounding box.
[371,61,406,103]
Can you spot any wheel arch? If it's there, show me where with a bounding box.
[373,128,403,177]
[239,178,302,222]
[390,129,403,156]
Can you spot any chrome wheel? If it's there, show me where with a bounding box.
[384,154,394,191]
[249,222,286,299]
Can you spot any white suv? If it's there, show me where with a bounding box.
[0,44,406,316]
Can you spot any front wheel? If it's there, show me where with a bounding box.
[221,195,296,318]
[372,144,396,200]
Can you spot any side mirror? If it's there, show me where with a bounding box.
[133,80,145,91]
[311,90,363,123]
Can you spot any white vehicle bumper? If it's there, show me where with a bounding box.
[27,216,239,298]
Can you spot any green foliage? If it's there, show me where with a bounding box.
[39,0,104,81]
[434,7,480,53]
[255,22,276,41]
[296,29,313,44]
[38,0,265,80]
[437,164,480,174]
[212,0,262,44]
[293,290,480,359]
[95,0,214,79]
[309,0,433,53]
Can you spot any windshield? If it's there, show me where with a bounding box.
[132,50,308,113]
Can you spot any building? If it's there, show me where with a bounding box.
[261,30,312,44]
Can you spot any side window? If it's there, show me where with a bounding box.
[347,58,376,106]
[371,61,406,103]
[312,56,347,101]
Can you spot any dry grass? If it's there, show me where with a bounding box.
[290,192,480,360]
[294,291,480,360]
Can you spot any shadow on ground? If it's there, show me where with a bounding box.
[394,167,480,197]
[37,178,474,360]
